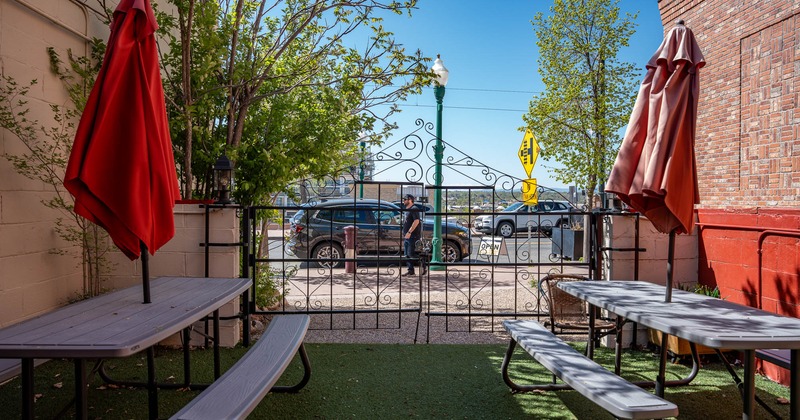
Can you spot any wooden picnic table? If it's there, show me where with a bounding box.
[559,280,800,420]
[0,276,251,420]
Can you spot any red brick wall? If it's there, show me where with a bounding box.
[658,0,800,385]
[659,0,800,207]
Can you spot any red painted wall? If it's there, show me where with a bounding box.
[697,208,800,385]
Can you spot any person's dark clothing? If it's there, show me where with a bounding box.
[403,206,422,274]
[402,207,421,238]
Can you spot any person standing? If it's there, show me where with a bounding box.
[401,194,424,275]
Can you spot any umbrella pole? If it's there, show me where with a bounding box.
[656,229,679,396]
[665,229,676,303]
[141,241,151,304]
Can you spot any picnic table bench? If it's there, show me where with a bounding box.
[502,319,679,420]
[559,280,800,419]
[170,314,311,420]
[0,277,252,419]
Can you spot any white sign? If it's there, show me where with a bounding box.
[478,236,507,257]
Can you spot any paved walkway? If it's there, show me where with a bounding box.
[267,266,590,345]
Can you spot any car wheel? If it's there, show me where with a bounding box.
[496,221,515,238]
[312,242,344,268]
[442,240,462,262]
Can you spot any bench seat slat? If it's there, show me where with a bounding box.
[171,315,310,420]
[0,359,48,384]
[757,349,790,369]
[504,319,678,420]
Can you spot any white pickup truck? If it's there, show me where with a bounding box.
[472,201,576,237]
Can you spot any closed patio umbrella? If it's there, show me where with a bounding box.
[606,20,705,302]
[605,20,705,400]
[64,0,179,303]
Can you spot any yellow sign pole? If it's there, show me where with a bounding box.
[522,178,538,205]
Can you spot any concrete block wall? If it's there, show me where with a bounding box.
[0,0,99,327]
[602,213,698,288]
[0,1,242,347]
[600,213,699,349]
[107,204,242,348]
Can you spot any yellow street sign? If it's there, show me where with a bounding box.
[522,178,538,205]
[518,129,540,178]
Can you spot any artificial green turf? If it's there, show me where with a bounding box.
[0,343,791,419]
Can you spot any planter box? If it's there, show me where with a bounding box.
[648,329,717,356]
[551,229,583,260]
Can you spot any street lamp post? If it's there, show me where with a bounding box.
[431,55,449,270]
[359,140,366,198]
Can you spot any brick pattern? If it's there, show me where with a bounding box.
[740,15,798,203]
[658,0,800,208]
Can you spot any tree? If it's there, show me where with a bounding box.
[522,0,639,204]
[156,0,433,202]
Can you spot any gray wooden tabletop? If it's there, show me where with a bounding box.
[559,280,800,349]
[0,277,250,358]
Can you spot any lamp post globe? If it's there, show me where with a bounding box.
[430,55,448,270]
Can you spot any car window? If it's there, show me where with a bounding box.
[375,209,401,225]
[317,208,373,224]
[553,202,568,211]
[540,202,553,212]
[504,202,524,212]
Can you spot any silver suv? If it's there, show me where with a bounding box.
[473,201,575,237]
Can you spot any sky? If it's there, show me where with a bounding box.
[365,0,666,191]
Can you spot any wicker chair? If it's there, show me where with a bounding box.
[540,274,617,334]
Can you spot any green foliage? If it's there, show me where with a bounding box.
[678,283,721,298]
[254,262,294,309]
[523,0,640,203]
[155,0,433,205]
[0,46,112,298]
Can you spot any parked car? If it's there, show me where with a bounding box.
[286,198,471,268]
[472,201,576,237]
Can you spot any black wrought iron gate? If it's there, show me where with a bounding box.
[239,119,613,341]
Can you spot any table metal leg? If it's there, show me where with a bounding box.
[182,327,191,387]
[587,304,596,359]
[792,349,799,420]
[614,316,623,375]
[74,359,88,420]
[22,358,34,420]
[655,332,669,397]
[743,349,755,420]
[213,309,221,378]
[147,347,158,420]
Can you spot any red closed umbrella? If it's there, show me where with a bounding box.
[606,20,705,301]
[64,0,179,302]
[605,20,705,398]
[606,20,705,237]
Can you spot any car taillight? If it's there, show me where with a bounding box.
[293,224,304,234]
